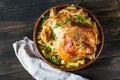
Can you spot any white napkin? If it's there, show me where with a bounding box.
[13,37,89,80]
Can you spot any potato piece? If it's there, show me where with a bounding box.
[77,59,85,65]
[67,62,79,68]
[37,32,41,40]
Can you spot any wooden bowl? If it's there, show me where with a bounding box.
[33,4,104,71]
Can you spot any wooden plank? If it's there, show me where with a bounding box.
[0,71,34,80]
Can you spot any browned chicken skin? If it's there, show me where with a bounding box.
[63,23,96,57]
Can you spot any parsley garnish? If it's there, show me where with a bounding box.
[54,22,62,29]
[74,15,83,23]
[51,56,59,65]
[41,14,48,20]
[41,43,51,51]
[41,15,45,18]
[39,14,48,31]
[65,16,71,23]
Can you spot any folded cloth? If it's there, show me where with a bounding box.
[13,37,89,80]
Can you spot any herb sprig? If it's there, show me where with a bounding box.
[54,22,62,29]
[74,15,83,23]
[65,16,71,23]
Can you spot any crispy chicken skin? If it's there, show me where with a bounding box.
[63,24,96,58]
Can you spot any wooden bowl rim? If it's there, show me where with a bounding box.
[33,4,104,71]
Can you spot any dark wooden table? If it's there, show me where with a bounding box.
[0,0,120,80]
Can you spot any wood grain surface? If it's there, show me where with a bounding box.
[0,0,120,80]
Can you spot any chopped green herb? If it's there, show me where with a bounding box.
[41,15,48,19]
[51,56,59,65]
[38,25,43,31]
[74,15,83,23]
[45,54,52,60]
[39,19,45,31]
[38,15,48,31]
[41,43,51,51]
[41,15,45,18]
[45,55,59,65]
[41,19,46,25]
[54,22,62,29]
[37,19,46,31]
[65,16,71,23]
